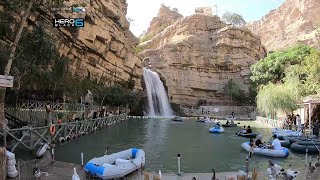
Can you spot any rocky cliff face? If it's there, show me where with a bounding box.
[1,0,142,89]
[140,14,267,106]
[247,0,320,51]
[144,5,183,39]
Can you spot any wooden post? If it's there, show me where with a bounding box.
[309,103,312,135]
[29,128,33,151]
[0,147,7,180]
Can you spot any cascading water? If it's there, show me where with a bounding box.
[143,67,174,116]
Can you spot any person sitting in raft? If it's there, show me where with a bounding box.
[226,120,230,124]
[267,134,283,150]
[214,123,220,129]
[230,120,235,125]
[249,138,254,147]
[241,126,247,133]
[255,134,264,148]
[246,126,252,134]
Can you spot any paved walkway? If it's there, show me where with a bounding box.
[10,151,320,180]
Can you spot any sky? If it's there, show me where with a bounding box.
[127,0,285,37]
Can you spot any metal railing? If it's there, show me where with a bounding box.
[0,114,128,153]
[256,116,285,128]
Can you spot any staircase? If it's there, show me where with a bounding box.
[5,112,27,129]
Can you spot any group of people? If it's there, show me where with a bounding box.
[240,125,252,134]
[226,120,235,125]
[284,114,301,130]
[249,134,283,150]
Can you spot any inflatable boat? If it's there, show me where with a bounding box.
[241,142,289,158]
[197,119,211,123]
[222,123,237,127]
[84,148,145,179]
[288,135,318,144]
[291,140,320,154]
[172,117,182,122]
[272,128,302,137]
[278,136,291,148]
[236,132,257,138]
[209,126,224,133]
[197,117,212,123]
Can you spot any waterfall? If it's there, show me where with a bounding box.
[143,67,174,116]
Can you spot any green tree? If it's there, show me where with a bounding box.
[221,12,246,26]
[257,83,299,117]
[250,45,312,86]
[223,79,245,103]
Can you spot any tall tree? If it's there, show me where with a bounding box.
[0,0,33,129]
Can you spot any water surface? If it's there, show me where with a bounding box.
[55,118,309,173]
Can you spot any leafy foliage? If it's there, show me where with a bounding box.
[252,45,320,116]
[140,34,152,43]
[257,83,299,116]
[250,45,312,86]
[221,12,246,26]
[223,79,245,103]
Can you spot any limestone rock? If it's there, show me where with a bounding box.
[1,0,142,90]
[140,14,266,106]
[247,0,320,51]
[144,5,183,39]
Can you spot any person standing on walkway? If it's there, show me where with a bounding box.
[312,119,320,137]
[296,114,301,131]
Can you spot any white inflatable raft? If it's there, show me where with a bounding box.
[84,148,145,179]
[241,142,289,158]
[272,128,302,137]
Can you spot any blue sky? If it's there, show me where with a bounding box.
[127,0,285,36]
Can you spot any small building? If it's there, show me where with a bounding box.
[302,95,320,133]
[195,7,213,16]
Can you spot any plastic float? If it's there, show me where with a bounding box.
[272,128,302,137]
[209,126,224,133]
[236,132,257,138]
[171,116,183,122]
[290,140,320,154]
[222,122,237,127]
[59,137,66,143]
[36,143,50,157]
[288,135,318,144]
[72,167,80,180]
[197,117,212,123]
[225,117,236,121]
[241,142,289,158]
[6,150,18,178]
[84,148,145,179]
[278,136,291,148]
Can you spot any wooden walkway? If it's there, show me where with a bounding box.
[0,114,128,153]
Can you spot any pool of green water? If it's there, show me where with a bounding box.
[54,118,310,173]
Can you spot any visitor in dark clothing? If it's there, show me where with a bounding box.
[249,138,254,147]
[246,126,252,134]
[255,134,264,147]
[313,119,320,137]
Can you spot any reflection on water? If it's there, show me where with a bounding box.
[54,118,310,173]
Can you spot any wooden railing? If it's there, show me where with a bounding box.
[0,114,128,153]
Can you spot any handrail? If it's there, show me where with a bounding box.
[0,114,128,153]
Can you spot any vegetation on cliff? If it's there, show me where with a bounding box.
[251,45,320,116]
[0,0,143,125]
[221,12,246,26]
